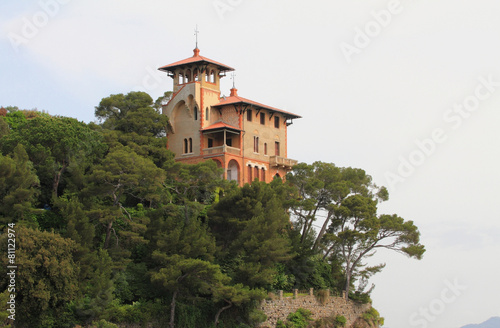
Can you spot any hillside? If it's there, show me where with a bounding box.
[461,317,500,328]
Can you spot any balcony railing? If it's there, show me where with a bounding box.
[269,156,298,168]
[203,145,241,156]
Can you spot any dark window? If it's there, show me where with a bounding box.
[261,168,266,181]
[247,109,252,122]
[275,141,280,156]
[205,107,209,120]
[226,138,232,147]
[274,116,280,128]
[194,107,198,120]
[260,112,265,125]
[254,136,259,153]
[184,139,188,153]
[248,165,252,183]
[254,167,259,181]
[189,138,193,153]
[208,138,213,148]
[264,143,268,155]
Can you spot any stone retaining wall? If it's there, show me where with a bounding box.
[258,289,371,327]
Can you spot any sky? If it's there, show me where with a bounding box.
[1,1,500,327]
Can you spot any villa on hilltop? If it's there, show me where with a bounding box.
[158,47,301,186]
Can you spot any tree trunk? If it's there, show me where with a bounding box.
[103,221,113,249]
[313,211,333,251]
[52,162,68,199]
[344,259,352,300]
[170,288,179,328]
[214,300,232,327]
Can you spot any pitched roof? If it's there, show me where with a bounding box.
[213,93,301,119]
[158,48,234,73]
[202,122,241,132]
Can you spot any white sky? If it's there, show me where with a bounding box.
[1,1,500,327]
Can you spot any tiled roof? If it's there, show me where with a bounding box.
[202,122,241,132]
[158,48,234,73]
[213,95,301,119]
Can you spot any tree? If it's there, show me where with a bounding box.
[0,144,40,225]
[95,91,172,168]
[1,115,106,202]
[147,205,223,328]
[287,162,424,299]
[286,162,388,251]
[0,226,80,327]
[86,146,166,249]
[209,181,293,288]
[325,202,425,299]
[212,283,265,327]
[95,91,154,125]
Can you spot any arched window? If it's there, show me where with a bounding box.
[194,107,198,120]
[183,139,188,153]
[205,70,209,82]
[264,143,268,155]
[210,70,215,83]
[179,72,184,84]
[261,168,266,181]
[189,138,193,153]
[185,69,191,83]
[193,69,199,81]
[254,167,259,181]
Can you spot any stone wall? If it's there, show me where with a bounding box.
[258,289,371,328]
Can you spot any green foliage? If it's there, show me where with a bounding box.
[92,319,119,328]
[1,115,106,202]
[334,315,347,327]
[361,307,384,326]
[287,161,425,299]
[348,291,372,304]
[279,308,313,328]
[0,226,79,327]
[0,95,416,327]
[4,110,27,129]
[0,144,40,225]
[209,181,293,289]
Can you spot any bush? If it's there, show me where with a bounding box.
[334,315,346,327]
[315,290,329,305]
[348,291,372,304]
[92,319,119,328]
[283,308,313,328]
[361,307,384,326]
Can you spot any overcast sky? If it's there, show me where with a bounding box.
[1,1,500,327]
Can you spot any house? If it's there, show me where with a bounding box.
[158,47,301,186]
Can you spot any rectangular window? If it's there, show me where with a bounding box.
[260,112,265,125]
[275,141,280,156]
[254,136,259,153]
[264,143,268,155]
[247,109,252,122]
[248,165,252,183]
[208,138,213,148]
[274,116,280,128]
[226,138,232,147]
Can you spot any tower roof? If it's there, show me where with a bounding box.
[158,48,235,74]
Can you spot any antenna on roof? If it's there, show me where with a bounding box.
[231,72,236,88]
[194,25,199,49]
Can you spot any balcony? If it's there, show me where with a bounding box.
[269,156,298,169]
[203,145,241,157]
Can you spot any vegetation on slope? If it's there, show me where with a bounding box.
[0,94,424,328]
